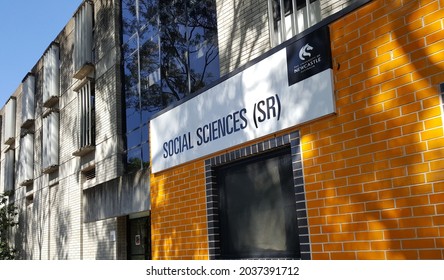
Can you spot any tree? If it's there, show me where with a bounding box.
[122,0,220,113]
[0,191,18,260]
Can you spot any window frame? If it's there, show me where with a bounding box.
[205,131,311,260]
[216,147,301,259]
[268,0,321,47]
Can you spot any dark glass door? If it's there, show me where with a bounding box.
[128,216,151,260]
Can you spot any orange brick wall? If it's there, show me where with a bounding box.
[149,0,444,260]
[302,0,444,259]
[150,162,209,259]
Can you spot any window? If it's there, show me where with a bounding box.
[121,0,220,171]
[81,166,96,189]
[18,133,34,186]
[42,110,59,173]
[43,43,60,107]
[216,148,300,259]
[3,149,15,192]
[269,0,321,46]
[73,80,95,156]
[206,132,310,260]
[4,98,16,145]
[21,73,35,128]
[74,1,94,79]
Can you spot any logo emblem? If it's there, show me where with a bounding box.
[299,44,313,61]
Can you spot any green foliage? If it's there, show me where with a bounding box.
[0,191,18,260]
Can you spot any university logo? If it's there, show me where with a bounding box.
[286,26,332,86]
[299,44,313,61]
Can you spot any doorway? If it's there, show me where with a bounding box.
[127,215,151,260]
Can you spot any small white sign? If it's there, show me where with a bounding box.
[110,230,116,242]
[150,48,335,173]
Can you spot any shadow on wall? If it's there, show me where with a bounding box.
[219,0,269,74]
[53,186,71,260]
[304,0,444,259]
[85,220,115,260]
[150,164,209,260]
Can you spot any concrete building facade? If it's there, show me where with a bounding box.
[1,0,444,260]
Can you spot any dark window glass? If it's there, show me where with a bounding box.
[126,107,141,132]
[122,0,219,170]
[127,128,142,149]
[127,147,142,172]
[122,0,138,43]
[216,148,300,259]
[141,142,150,169]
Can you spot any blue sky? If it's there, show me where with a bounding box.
[0,0,83,107]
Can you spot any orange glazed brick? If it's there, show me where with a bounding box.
[330,252,357,260]
[324,243,343,252]
[396,195,430,207]
[353,211,381,222]
[366,199,396,211]
[341,222,368,232]
[311,234,329,243]
[437,204,444,214]
[336,185,362,196]
[347,172,375,185]
[383,229,416,239]
[359,141,388,155]
[425,117,443,130]
[355,231,384,241]
[371,240,402,250]
[357,251,386,260]
[388,134,421,148]
[370,107,400,124]
[339,203,366,214]
[419,106,442,120]
[399,217,433,228]
[372,127,402,142]
[424,148,444,161]
[435,182,444,192]
[410,184,433,195]
[390,154,423,168]
[312,253,330,260]
[402,238,436,249]
[422,96,441,108]
[364,180,393,192]
[427,171,444,183]
[381,208,412,219]
[386,250,419,260]
[327,214,352,224]
[368,219,399,230]
[429,193,444,204]
[329,233,355,242]
[433,215,444,225]
[421,128,444,141]
[319,206,339,216]
[419,250,443,260]
[402,123,423,135]
[350,192,379,203]
[343,242,370,251]
[322,224,341,233]
[405,142,428,155]
[407,163,430,175]
[417,228,440,237]
[386,113,418,129]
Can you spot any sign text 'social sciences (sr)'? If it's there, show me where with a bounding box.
[162,95,282,159]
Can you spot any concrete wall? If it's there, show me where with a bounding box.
[0,0,128,260]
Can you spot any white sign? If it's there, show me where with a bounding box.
[150,48,335,173]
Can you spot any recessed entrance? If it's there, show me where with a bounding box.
[127,215,151,260]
